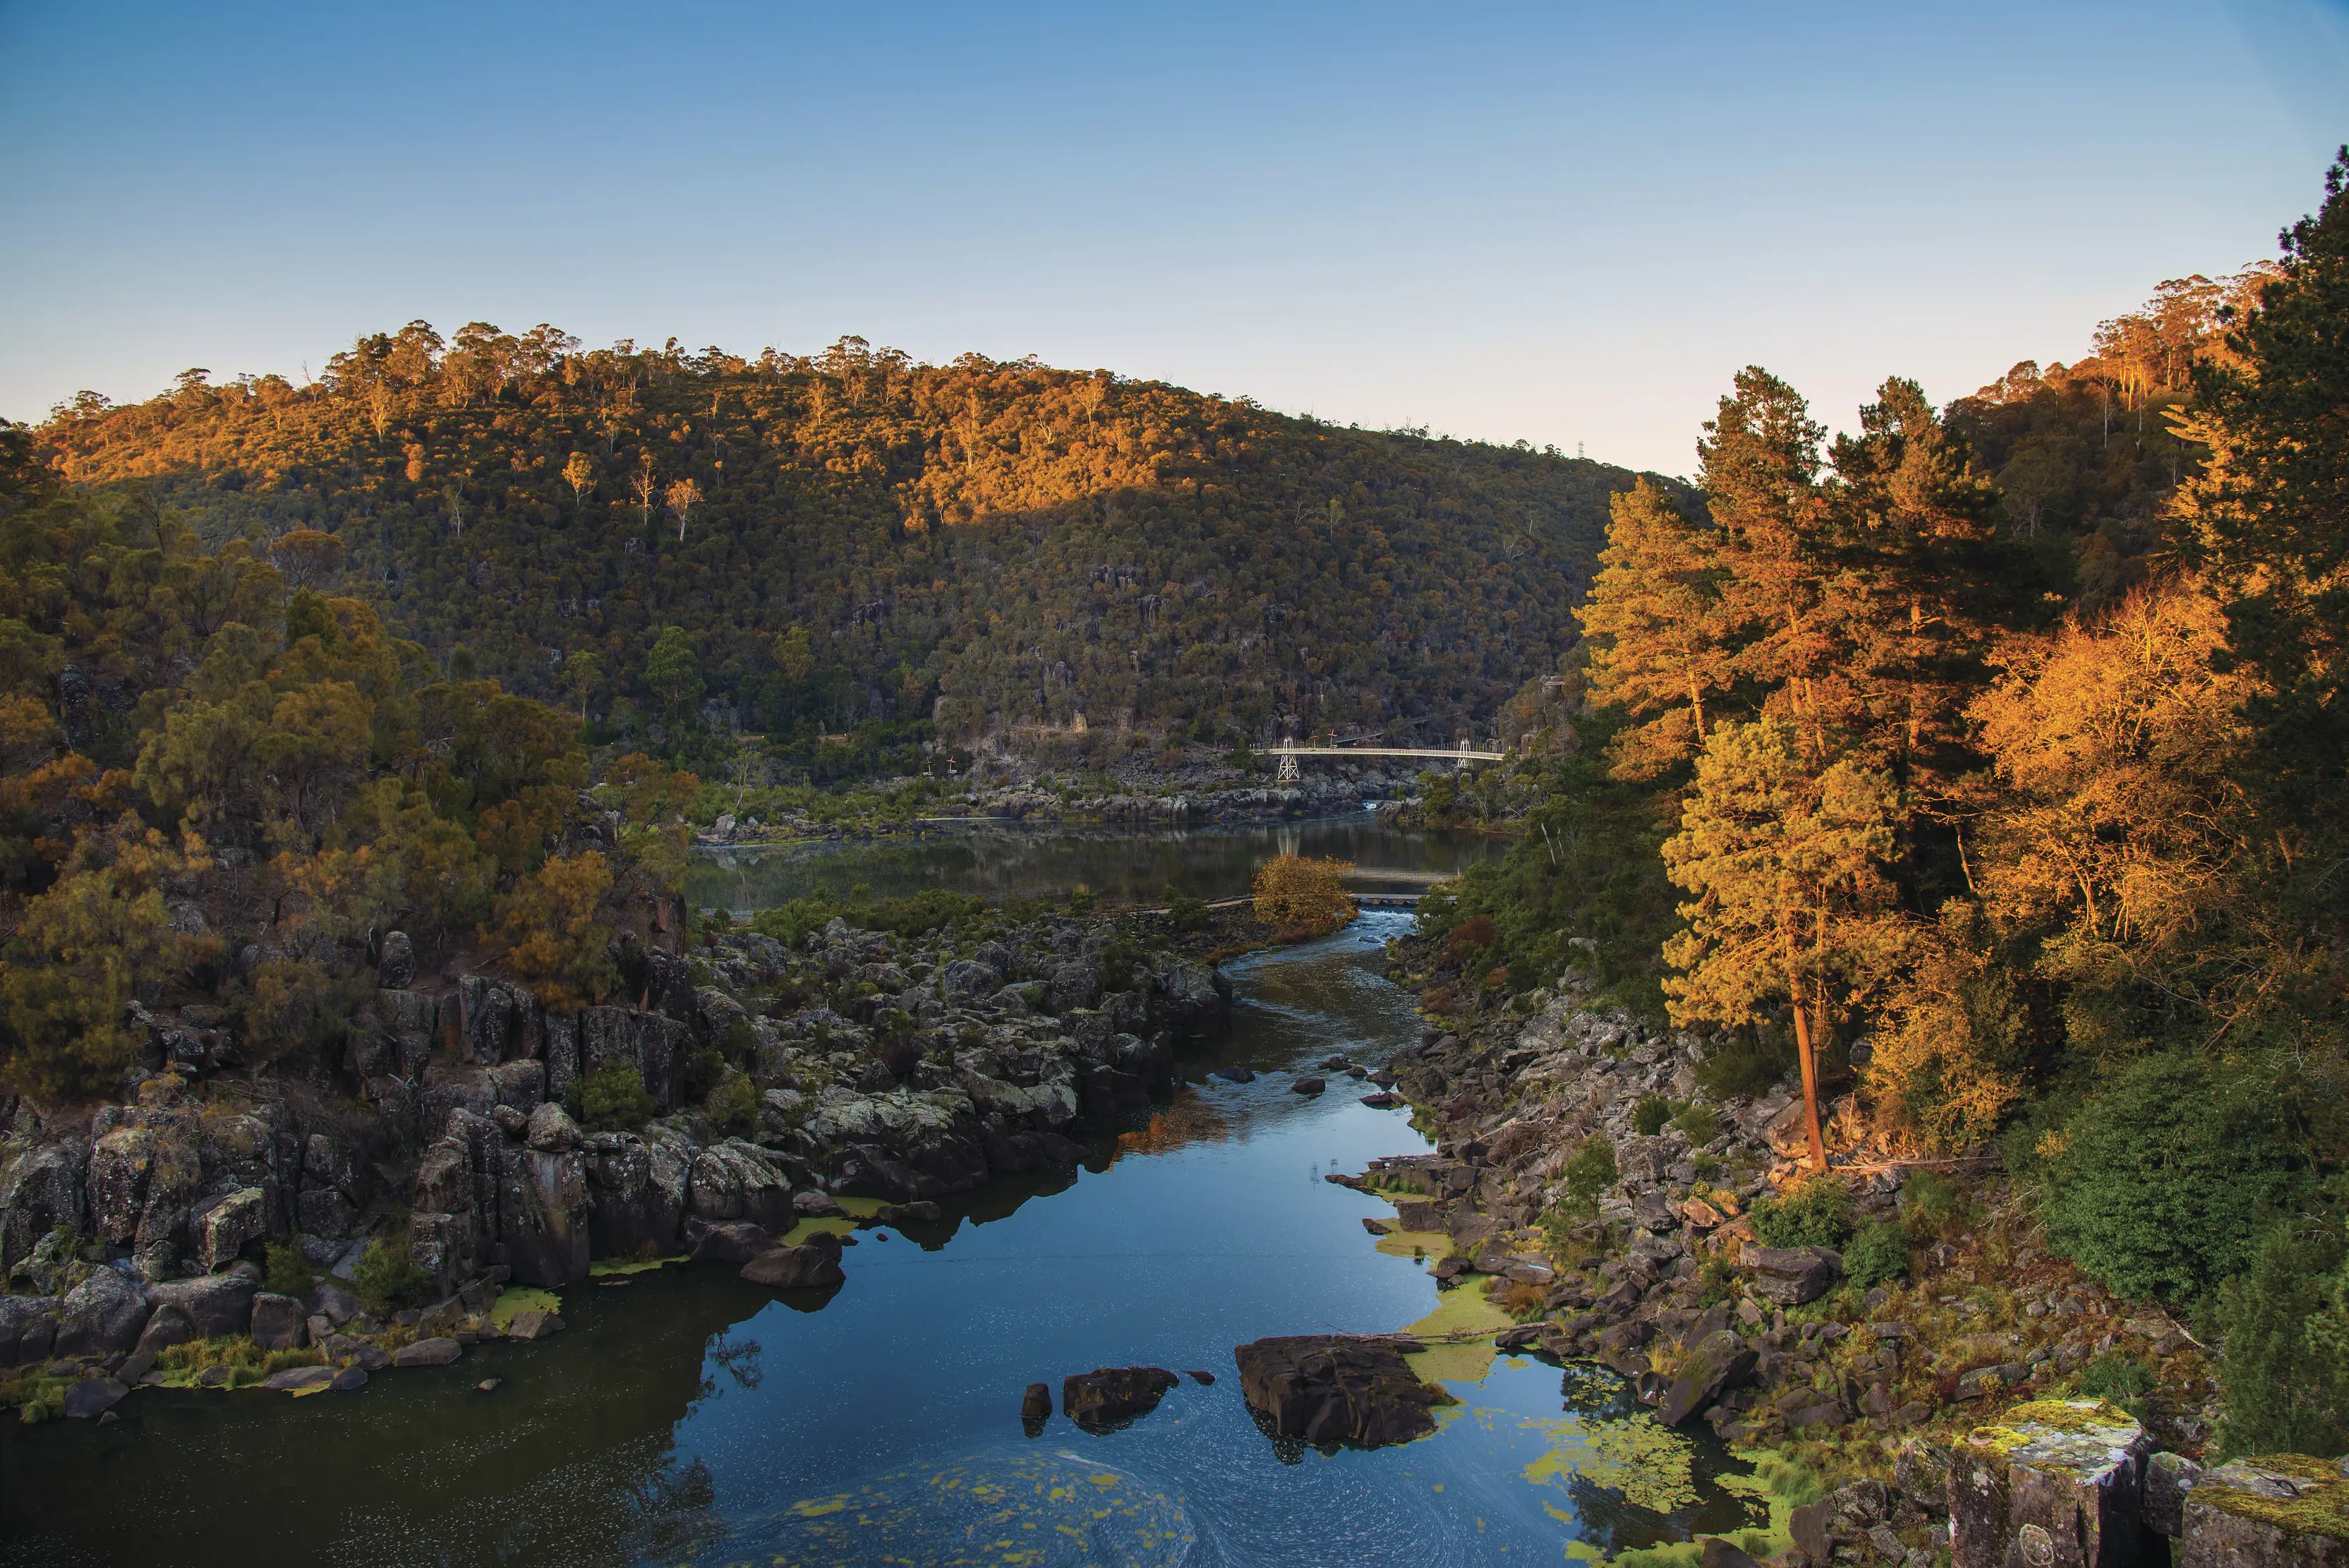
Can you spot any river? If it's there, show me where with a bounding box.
[1,824,1758,1566]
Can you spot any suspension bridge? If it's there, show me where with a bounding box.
[1268,739,1506,783]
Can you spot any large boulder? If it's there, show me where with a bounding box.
[688,1221,775,1264]
[687,1141,792,1232]
[1791,1480,1892,1564]
[62,1376,129,1419]
[1061,1367,1180,1431]
[941,960,1001,1003]
[2180,1457,2348,1568]
[1,1142,85,1277]
[0,1294,59,1366]
[1744,1243,1842,1306]
[195,1187,267,1272]
[1233,1334,1448,1449]
[248,1291,306,1351]
[1046,961,1101,1014]
[394,1336,464,1367]
[149,1273,257,1339]
[55,1267,152,1357]
[1950,1399,2160,1568]
[739,1245,845,1290]
[1658,1329,1758,1425]
[585,1131,691,1258]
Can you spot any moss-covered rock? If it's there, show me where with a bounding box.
[1950,1398,2160,1568]
[2181,1456,2349,1568]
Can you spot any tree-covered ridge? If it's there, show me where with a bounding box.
[35,334,1655,750]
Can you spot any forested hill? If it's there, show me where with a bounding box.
[32,331,1654,750]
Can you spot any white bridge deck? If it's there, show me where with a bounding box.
[1267,742,1505,781]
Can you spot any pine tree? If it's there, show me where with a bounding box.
[1661,718,1909,1170]
[2174,147,2349,981]
[1575,478,1735,780]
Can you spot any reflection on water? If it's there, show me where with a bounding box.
[1,910,1761,1568]
[687,814,1506,912]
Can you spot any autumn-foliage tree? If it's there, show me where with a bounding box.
[1251,855,1357,941]
[1660,719,1908,1169]
[481,851,618,1011]
[1575,478,1731,780]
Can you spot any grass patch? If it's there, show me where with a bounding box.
[1375,1226,1453,1260]
[152,1336,324,1390]
[588,1255,684,1277]
[1402,1286,1515,1385]
[490,1286,562,1330]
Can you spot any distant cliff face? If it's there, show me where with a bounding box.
[39,331,1654,746]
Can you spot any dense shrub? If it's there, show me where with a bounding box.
[2077,1351,2158,1420]
[706,1068,760,1136]
[1750,1176,1852,1250]
[2214,1207,2349,1460]
[263,1242,313,1298]
[352,1238,430,1313]
[684,1045,727,1103]
[1897,1168,1972,1238]
[1166,894,1211,932]
[1633,1095,1674,1137]
[751,888,986,948]
[1842,1220,1909,1289]
[576,1064,655,1133]
[1561,1135,1618,1217]
[1672,1101,1720,1145]
[2032,1054,2309,1303]
[1694,1025,1797,1102]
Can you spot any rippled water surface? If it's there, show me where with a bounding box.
[3,847,1759,1565]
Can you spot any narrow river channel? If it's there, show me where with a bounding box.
[2,833,1758,1567]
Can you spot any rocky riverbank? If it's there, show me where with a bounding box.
[695,763,1427,847]
[0,906,1233,1420]
[1331,938,2344,1568]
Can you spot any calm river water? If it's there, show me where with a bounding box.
[1,828,1756,1567]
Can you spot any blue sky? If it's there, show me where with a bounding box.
[2,1,2343,474]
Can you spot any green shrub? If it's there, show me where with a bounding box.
[351,1238,430,1313]
[2034,1054,2309,1303]
[1633,1095,1674,1138]
[750,888,987,949]
[1672,1101,1719,1145]
[263,1242,313,1298]
[1167,894,1212,932]
[2078,1351,2158,1421]
[2214,1207,2349,1461]
[1897,1168,1972,1237]
[577,1064,655,1133]
[707,1068,759,1136]
[1562,1135,1618,1212]
[684,1045,727,1103]
[1751,1176,1852,1249]
[1843,1220,1909,1289]
[1695,1025,1796,1102]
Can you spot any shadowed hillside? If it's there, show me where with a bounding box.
[36,330,1667,754]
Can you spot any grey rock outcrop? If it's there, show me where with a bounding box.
[56,1267,152,1356]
